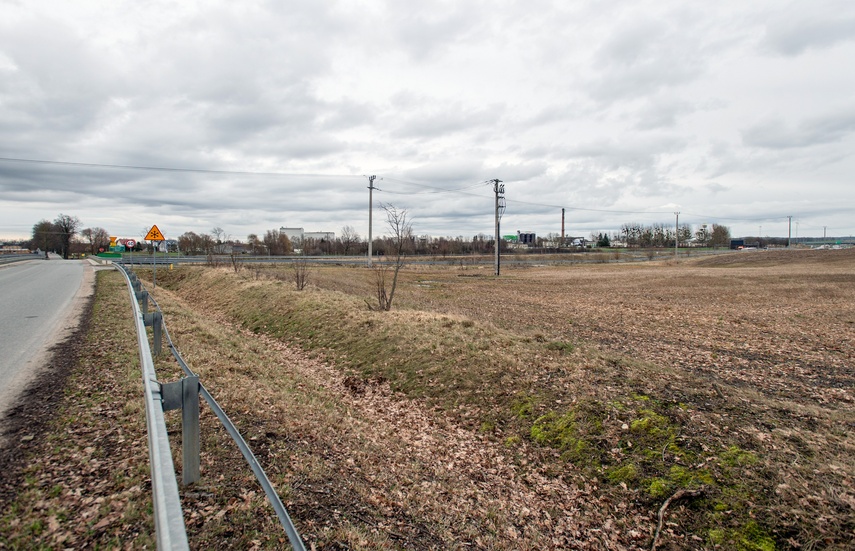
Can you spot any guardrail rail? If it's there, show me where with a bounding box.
[118,264,306,550]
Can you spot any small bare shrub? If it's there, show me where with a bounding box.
[206,254,224,267]
[229,253,243,273]
[292,258,310,290]
[367,204,411,311]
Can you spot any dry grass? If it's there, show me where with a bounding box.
[147,271,630,549]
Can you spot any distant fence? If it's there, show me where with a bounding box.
[117,264,306,550]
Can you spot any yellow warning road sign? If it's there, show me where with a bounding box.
[145,225,165,241]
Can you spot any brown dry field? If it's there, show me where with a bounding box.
[304,248,854,410]
[185,246,853,549]
[379,248,854,412]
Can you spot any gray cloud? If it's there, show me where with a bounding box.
[389,97,503,140]
[742,108,855,149]
[633,96,698,130]
[587,14,708,102]
[388,4,487,62]
[761,2,855,56]
[0,1,853,241]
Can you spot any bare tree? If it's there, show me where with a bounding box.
[263,229,293,255]
[31,219,59,254]
[340,225,360,255]
[368,204,412,311]
[54,214,80,259]
[246,233,264,255]
[178,231,204,255]
[211,227,229,254]
[81,227,110,254]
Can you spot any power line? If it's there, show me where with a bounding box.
[380,176,488,194]
[0,156,361,179]
[1,156,845,229]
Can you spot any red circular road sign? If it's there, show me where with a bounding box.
[126,239,137,248]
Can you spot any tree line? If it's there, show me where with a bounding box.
[175,225,503,257]
[17,213,735,260]
[615,222,731,248]
[27,214,112,259]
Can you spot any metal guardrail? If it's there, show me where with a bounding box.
[118,264,306,551]
[118,265,190,550]
[0,253,42,265]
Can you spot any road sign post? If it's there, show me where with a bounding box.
[145,225,166,288]
[127,239,137,265]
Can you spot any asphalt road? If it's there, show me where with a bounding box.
[0,256,90,419]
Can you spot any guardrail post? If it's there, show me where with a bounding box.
[153,312,162,354]
[143,311,163,355]
[182,376,200,485]
[160,375,201,486]
[136,290,149,314]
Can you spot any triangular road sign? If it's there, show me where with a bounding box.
[145,225,165,241]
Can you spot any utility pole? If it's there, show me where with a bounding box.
[367,175,376,266]
[492,179,504,276]
[561,208,565,246]
[824,226,827,239]
[674,211,680,258]
[787,216,792,247]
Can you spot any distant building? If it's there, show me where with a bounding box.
[280,227,304,244]
[280,227,336,245]
[517,231,536,245]
[304,231,335,242]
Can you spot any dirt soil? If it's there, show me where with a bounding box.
[421,248,855,410]
[0,302,94,506]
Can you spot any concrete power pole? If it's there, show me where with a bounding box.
[492,179,504,276]
[367,175,376,266]
[674,211,680,258]
[788,215,792,248]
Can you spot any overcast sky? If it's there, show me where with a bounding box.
[2,0,853,243]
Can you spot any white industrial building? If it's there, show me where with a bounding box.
[279,227,335,244]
